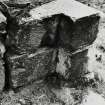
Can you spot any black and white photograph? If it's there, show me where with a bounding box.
[0,0,105,105]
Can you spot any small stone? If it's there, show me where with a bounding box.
[19,99,26,104]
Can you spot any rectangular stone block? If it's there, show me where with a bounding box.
[56,48,89,87]
[30,0,102,21]
[0,42,5,91]
[0,0,102,90]
[2,0,101,54]
[6,48,56,88]
[29,0,101,51]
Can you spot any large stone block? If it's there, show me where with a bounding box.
[1,0,100,54]
[56,48,88,77]
[0,42,5,91]
[0,0,101,54]
[29,0,101,51]
[0,41,5,92]
[5,48,56,88]
[0,0,102,90]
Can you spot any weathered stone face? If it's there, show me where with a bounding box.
[58,14,100,51]
[70,50,88,79]
[4,9,59,54]
[70,15,100,50]
[56,48,88,79]
[0,11,6,91]
[5,48,56,88]
[0,10,6,42]
[56,48,71,79]
[0,0,101,90]
[3,0,100,54]
[5,14,46,54]
[0,57,5,91]
[55,47,99,88]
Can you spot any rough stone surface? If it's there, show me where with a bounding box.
[0,0,100,89]
[0,0,104,105]
[0,0,100,54]
[70,15,99,50]
[5,48,56,88]
[0,10,6,91]
[9,0,54,4]
[1,2,46,54]
[0,57,5,91]
[29,0,103,21]
[58,14,100,51]
[0,11,6,42]
[56,48,91,87]
[0,42,5,92]
[1,5,59,54]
